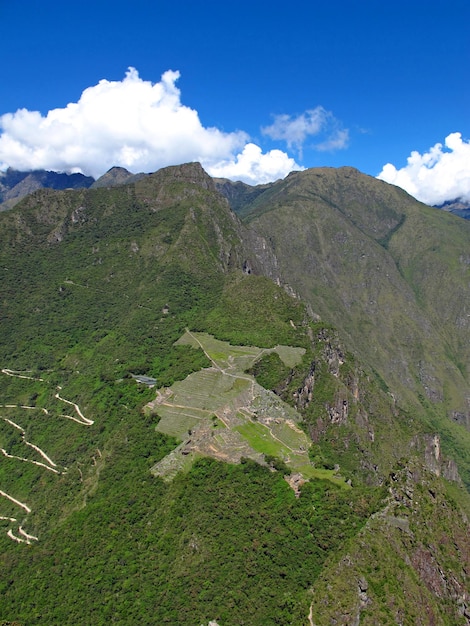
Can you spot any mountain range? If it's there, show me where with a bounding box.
[1,165,470,219]
[0,162,469,625]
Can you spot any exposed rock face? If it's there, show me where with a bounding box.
[284,472,306,497]
[214,177,272,215]
[293,361,315,410]
[240,227,281,282]
[327,396,349,424]
[317,328,345,377]
[293,330,346,412]
[309,459,470,625]
[154,161,215,190]
[452,407,470,430]
[357,576,371,612]
[412,434,462,483]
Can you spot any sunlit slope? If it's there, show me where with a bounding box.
[0,162,313,541]
[0,163,248,369]
[238,167,470,425]
[0,162,468,625]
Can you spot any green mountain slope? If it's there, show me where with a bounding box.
[232,166,470,484]
[0,163,469,625]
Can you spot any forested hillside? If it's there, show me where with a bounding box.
[0,163,468,625]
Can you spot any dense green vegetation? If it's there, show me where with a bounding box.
[0,449,383,625]
[204,273,307,348]
[150,344,211,387]
[0,163,469,624]
[247,351,293,391]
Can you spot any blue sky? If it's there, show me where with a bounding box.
[0,0,469,203]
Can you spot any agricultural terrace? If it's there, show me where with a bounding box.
[148,331,346,486]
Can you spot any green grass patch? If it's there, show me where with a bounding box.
[236,421,291,458]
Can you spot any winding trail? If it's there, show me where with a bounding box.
[55,388,94,425]
[1,368,94,543]
[7,527,38,544]
[185,329,224,372]
[1,369,43,382]
[3,417,58,468]
[24,440,57,467]
[1,449,60,474]
[7,529,26,544]
[185,329,255,384]
[1,404,48,413]
[19,526,38,542]
[0,489,31,513]
[308,602,315,626]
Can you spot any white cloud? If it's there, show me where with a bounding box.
[207,143,303,184]
[314,129,350,152]
[261,107,349,156]
[0,68,301,185]
[377,133,470,205]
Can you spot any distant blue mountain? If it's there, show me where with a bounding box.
[435,199,470,220]
[0,166,150,210]
[0,168,95,209]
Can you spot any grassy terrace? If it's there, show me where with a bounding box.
[148,331,347,486]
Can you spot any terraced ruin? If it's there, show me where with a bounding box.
[147,331,345,486]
